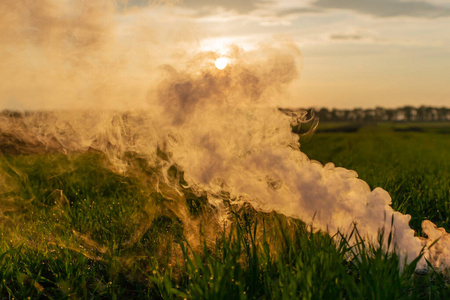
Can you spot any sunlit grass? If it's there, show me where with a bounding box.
[0,122,449,298]
[301,122,450,233]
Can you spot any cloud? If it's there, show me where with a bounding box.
[125,0,450,20]
[277,7,323,17]
[329,33,364,41]
[186,0,259,14]
[184,0,322,27]
[327,29,382,43]
[314,0,450,18]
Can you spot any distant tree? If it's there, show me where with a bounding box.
[331,109,339,121]
[299,105,448,122]
[385,109,395,121]
[425,106,435,121]
[403,106,415,122]
[437,107,449,121]
[318,108,331,121]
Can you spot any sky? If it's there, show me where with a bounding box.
[1,0,449,109]
[152,0,450,109]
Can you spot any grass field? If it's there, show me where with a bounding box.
[301,122,450,234]
[0,121,449,299]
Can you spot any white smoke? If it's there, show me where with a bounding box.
[1,0,449,272]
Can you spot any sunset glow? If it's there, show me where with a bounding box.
[1,1,449,109]
[0,2,449,298]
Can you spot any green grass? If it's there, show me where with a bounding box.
[301,122,450,233]
[0,122,449,299]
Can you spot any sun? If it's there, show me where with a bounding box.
[215,57,229,70]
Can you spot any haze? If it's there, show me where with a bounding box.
[1,0,449,110]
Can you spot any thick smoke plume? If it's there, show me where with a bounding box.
[0,0,185,110]
[1,0,450,271]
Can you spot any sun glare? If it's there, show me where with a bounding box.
[215,57,228,70]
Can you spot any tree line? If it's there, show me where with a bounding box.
[309,106,449,122]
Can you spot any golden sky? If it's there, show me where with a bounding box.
[172,0,450,108]
[1,0,449,109]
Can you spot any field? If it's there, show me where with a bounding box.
[0,121,449,299]
[301,122,450,234]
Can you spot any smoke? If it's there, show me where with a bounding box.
[1,0,450,272]
[0,0,189,110]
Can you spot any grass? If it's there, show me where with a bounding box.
[0,121,449,298]
[300,122,450,233]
